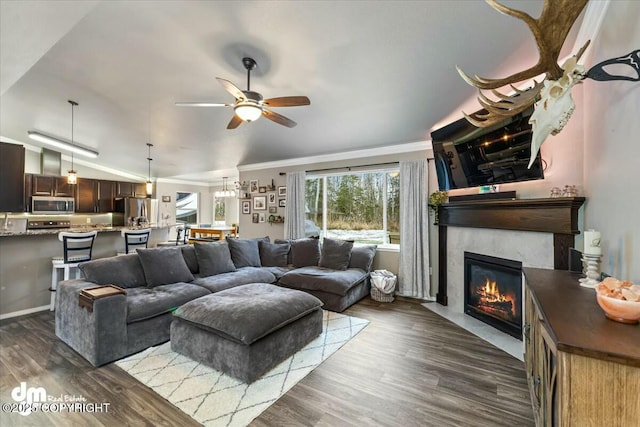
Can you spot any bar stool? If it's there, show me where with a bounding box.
[51,231,98,311]
[157,224,188,247]
[117,228,151,255]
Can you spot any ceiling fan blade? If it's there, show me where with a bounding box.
[227,114,243,130]
[263,108,297,128]
[263,96,310,107]
[175,102,230,107]
[216,78,246,100]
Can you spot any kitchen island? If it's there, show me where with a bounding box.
[0,225,171,318]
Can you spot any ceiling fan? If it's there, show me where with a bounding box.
[176,57,310,129]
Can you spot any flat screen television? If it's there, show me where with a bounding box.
[431,108,544,191]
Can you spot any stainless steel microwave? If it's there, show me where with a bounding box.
[31,196,75,215]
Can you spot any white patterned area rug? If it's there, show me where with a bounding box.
[116,311,368,427]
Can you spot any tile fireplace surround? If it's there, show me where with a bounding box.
[426,197,585,359]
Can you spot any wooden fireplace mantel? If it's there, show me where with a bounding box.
[436,197,585,305]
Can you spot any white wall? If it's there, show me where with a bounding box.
[583,1,640,282]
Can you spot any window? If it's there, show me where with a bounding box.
[214,197,226,224]
[305,169,400,245]
[176,192,198,224]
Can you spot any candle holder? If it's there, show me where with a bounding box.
[579,254,602,288]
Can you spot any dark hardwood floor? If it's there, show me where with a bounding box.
[0,298,534,426]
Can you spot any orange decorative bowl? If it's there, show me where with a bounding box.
[595,285,640,324]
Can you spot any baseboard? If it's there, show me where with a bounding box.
[0,305,50,320]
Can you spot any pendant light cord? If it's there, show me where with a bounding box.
[68,100,78,170]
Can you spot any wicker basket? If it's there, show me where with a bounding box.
[370,286,395,303]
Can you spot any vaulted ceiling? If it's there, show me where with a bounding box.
[0,1,584,183]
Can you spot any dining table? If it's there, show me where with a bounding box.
[189,226,237,241]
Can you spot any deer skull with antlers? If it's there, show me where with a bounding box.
[457,0,590,168]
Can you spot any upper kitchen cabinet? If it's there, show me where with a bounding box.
[31,174,56,196]
[29,174,76,197]
[116,181,134,197]
[117,181,148,198]
[0,142,25,212]
[75,179,97,213]
[54,177,75,197]
[97,180,116,212]
[134,182,149,197]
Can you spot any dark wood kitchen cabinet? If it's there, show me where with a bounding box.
[0,142,25,212]
[117,181,148,198]
[29,174,76,198]
[75,179,97,213]
[31,175,57,196]
[54,177,75,197]
[75,179,117,213]
[117,181,134,197]
[97,180,116,212]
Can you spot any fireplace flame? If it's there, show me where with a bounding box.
[480,278,516,316]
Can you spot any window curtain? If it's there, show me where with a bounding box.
[284,171,306,239]
[397,159,433,300]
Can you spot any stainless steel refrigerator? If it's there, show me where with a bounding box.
[112,197,158,226]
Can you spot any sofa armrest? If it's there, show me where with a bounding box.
[55,279,128,366]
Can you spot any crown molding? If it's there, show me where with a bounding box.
[238,140,432,172]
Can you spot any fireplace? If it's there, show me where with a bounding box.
[464,252,523,340]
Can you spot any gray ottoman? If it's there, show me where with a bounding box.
[170,283,323,383]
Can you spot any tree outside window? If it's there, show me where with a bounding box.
[305,170,400,245]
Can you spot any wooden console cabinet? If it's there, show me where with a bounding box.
[523,268,639,426]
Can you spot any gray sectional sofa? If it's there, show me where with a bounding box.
[55,237,376,366]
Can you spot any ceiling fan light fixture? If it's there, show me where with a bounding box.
[234,103,262,122]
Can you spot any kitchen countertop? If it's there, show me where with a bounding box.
[0,224,174,237]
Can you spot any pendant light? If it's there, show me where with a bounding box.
[146,142,153,197]
[67,100,78,184]
[215,177,236,198]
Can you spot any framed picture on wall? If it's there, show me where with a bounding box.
[252,213,259,223]
[242,200,251,214]
[250,180,259,193]
[258,186,267,193]
[253,196,266,210]
[278,199,286,207]
[259,213,266,223]
[278,186,287,197]
[161,195,171,203]
[268,206,277,213]
[268,192,276,204]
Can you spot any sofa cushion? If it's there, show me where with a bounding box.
[181,245,199,274]
[274,239,293,264]
[259,240,290,267]
[173,283,323,345]
[192,267,276,293]
[278,266,367,296]
[227,238,262,268]
[290,238,320,267]
[319,238,353,270]
[348,245,377,272]
[194,241,236,277]
[126,282,210,323]
[79,254,146,288]
[260,266,295,280]
[137,247,194,287]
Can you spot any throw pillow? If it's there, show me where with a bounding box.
[319,238,354,270]
[259,240,291,267]
[79,253,146,288]
[226,238,262,268]
[274,238,293,264]
[194,242,236,277]
[136,247,194,287]
[180,245,199,274]
[290,238,321,267]
[348,245,377,271]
